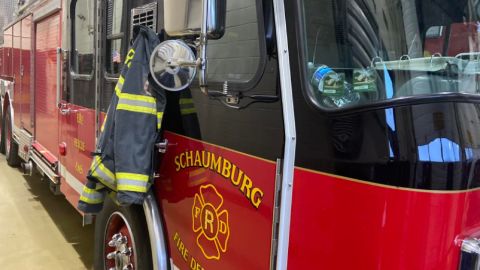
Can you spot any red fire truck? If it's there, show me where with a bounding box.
[1,0,480,269]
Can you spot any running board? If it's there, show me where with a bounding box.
[30,144,60,186]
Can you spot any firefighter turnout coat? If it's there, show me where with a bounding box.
[78,26,165,213]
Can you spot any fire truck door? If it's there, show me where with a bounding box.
[155,0,283,269]
[21,16,33,134]
[34,13,61,162]
[12,22,21,129]
[11,15,33,133]
[58,0,96,200]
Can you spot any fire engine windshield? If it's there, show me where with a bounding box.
[301,0,480,109]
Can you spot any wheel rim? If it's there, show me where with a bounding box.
[104,211,137,270]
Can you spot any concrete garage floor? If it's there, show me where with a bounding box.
[0,157,94,269]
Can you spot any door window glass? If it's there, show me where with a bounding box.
[206,0,263,85]
[71,0,95,75]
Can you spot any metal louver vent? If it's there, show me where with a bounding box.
[106,0,114,35]
[131,2,157,37]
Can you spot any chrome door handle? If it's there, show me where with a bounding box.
[58,103,71,115]
[60,107,71,116]
[56,47,62,107]
[156,139,169,153]
[155,139,177,153]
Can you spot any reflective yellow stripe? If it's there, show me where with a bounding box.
[116,90,157,116]
[79,187,104,204]
[181,108,197,115]
[157,112,163,129]
[80,195,103,204]
[90,156,116,189]
[95,157,115,180]
[115,76,126,95]
[117,184,148,193]
[118,76,125,85]
[100,115,108,132]
[125,49,135,66]
[117,104,156,115]
[118,92,156,104]
[82,187,97,194]
[115,172,149,182]
[116,172,150,192]
[179,98,194,105]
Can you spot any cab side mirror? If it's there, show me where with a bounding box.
[151,0,226,92]
[164,0,226,40]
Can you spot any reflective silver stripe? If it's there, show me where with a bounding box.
[92,165,117,190]
[117,98,157,110]
[117,179,149,192]
[80,189,105,202]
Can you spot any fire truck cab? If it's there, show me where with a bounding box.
[2,0,480,269]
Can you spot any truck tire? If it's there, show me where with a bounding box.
[94,196,153,270]
[4,106,20,166]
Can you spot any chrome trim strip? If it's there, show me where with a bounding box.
[461,238,480,254]
[56,47,62,107]
[273,0,297,269]
[95,0,102,140]
[58,163,84,194]
[143,192,169,270]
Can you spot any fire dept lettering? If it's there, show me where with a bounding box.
[174,150,264,209]
[76,113,84,125]
[173,232,206,270]
[73,138,86,152]
[75,162,84,175]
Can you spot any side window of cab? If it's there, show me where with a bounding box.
[71,0,95,75]
[206,0,267,91]
[105,0,126,76]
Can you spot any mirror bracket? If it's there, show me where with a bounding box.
[198,0,210,95]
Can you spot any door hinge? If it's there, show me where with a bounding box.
[270,158,283,270]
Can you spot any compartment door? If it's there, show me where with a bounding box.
[34,13,61,162]
[21,15,33,133]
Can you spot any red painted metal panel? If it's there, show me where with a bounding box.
[21,16,33,133]
[156,132,276,270]
[35,13,60,158]
[287,168,480,270]
[3,27,13,78]
[59,105,96,185]
[12,22,22,127]
[0,47,3,76]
